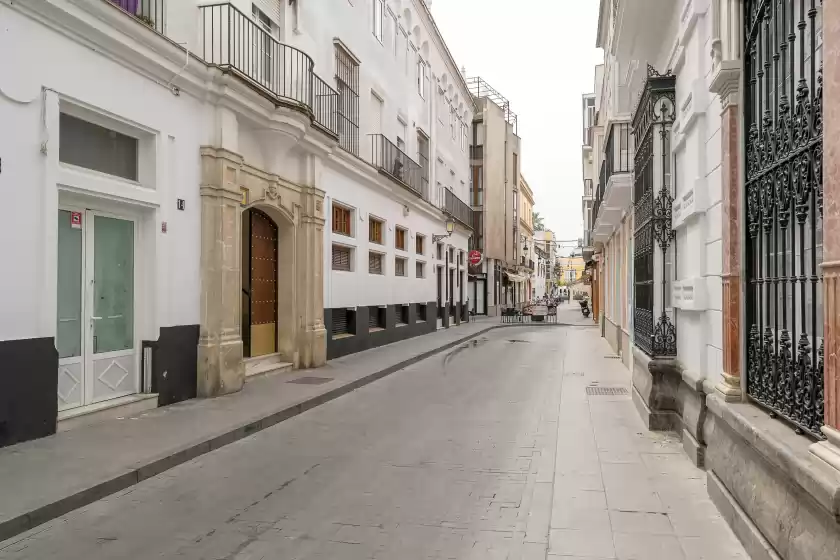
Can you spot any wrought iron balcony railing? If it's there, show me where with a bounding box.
[199,3,338,137]
[110,0,165,33]
[604,121,633,179]
[312,75,340,137]
[441,187,474,230]
[369,134,424,197]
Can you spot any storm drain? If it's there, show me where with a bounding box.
[585,386,629,396]
[287,376,334,385]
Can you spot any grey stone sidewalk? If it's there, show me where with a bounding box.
[0,322,748,559]
[0,308,589,544]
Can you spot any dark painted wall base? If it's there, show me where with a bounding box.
[0,337,58,448]
[326,302,439,360]
[144,325,200,406]
[631,346,682,431]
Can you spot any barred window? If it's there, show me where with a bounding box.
[395,227,407,250]
[398,305,409,325]
[369,217,383,244]
[332,309,355,337]
[416,261,425,278]
[335,44,360,155]
[369,252,383,274]
[395,257,407,277]
[332,205,351,236]
[368,306,385,330]
[332,245,352,271]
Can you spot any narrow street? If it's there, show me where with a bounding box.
[0,318,748,560]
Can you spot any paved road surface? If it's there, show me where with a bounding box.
[0,324,748,559]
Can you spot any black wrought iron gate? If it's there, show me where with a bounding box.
[633,66,677,357]
[744,0,824,438]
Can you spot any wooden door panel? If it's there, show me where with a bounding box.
[249,210,277,356]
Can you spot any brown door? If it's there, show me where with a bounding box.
[249,209,278,357]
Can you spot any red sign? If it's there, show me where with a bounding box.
[468,250,482,266]
[70,211,82,229]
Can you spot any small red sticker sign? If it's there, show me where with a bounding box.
[468,250,482,266]
[70,212,82,229]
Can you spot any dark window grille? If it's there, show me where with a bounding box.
[416,261,425,278]
[632,65,677,358]
[333,309,355,336]
[335,44,360,155]
[332,245,351,271]
[368,306,385,329]
[744,0,824,439]
[369,252,383,274]
[398,305,409,325]
[395,257,407,277]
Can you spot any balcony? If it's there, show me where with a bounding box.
[110,0,165,33]
[441,187,474,230]
[199,3,339,137]
[369,134,424,197]
[592,121,633,242]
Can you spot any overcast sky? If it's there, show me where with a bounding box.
[430,0,603,255]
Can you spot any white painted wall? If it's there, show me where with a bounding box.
[668,0,724,383]
[0,3,204,343]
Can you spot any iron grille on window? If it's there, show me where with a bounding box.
[110,0,165,33]
[369,252,383,274]
[333,309,354,336]
[416,261,425,278]
[744,0,824,439]
[395,257,407,277]
[368,306,385,329]
[335,44,360,155]
[332,245,351,271]
[632,65,676,358]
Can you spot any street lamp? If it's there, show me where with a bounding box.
[432,217,456,244]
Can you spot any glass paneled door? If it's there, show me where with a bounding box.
[56,210,137,412]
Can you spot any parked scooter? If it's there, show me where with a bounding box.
[579,298,591,318]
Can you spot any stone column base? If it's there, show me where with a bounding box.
[197,336,244,397]
[715,371,742,402]
[810,426,840,472]
[631,346,682,432]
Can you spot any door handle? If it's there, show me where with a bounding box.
[91,316,103,320]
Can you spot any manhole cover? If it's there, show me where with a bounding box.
[287,376,334,385]
[585,386,629,396]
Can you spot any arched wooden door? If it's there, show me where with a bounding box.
[242,208,278,357]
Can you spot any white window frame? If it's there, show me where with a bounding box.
[417,56,427,99]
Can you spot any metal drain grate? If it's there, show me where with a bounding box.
[603,355,621,359]
[287,376,334,385]
[585,386,629,396]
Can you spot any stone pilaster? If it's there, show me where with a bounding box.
[811,0,840,469]
[709,20,742,401]
[197,147,245,397]
[297,185,327,368]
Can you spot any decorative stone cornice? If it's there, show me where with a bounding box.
[709,60,741,109]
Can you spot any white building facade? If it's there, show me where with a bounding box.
[0,0,472,448]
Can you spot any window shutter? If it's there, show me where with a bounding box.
[332,245,351,271]
[252,0,281,27]
[333,312,349,335]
